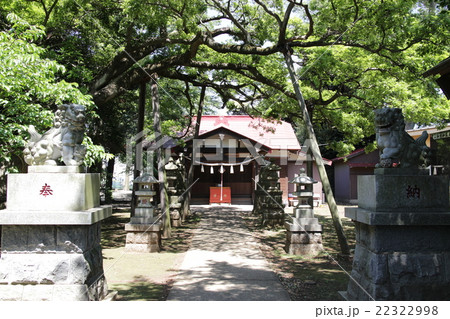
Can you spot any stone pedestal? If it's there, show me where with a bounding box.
[285,221,323,255]
[341,170,450,300]
[0,167,112,301]
[125,224,161,253]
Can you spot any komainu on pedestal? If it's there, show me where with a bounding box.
[341,108,450,301]
[0,104,112,301]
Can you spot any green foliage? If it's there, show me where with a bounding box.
[3,0,449,160]
[0,13,94,168]
[82,136,114,168]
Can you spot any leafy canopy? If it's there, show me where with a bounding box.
[0,13,102,169]
[2,1,449,158]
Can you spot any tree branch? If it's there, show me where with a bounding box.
[254,0,282,26]
[208,0,252,43]
[279,2,295,44]
[286,3,314,41]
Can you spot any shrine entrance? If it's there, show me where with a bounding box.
[190,159,255,205]
[188,126,260,205]
[184,115,304,205]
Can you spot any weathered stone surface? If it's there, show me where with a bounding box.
[344,171,450,301]
[0,206,112,225]
[124,223,161,253]
[285,243,323,256]
[285,229,323,256]
[0,254,89,285]
[6,173,101,211]
[1,223,102,253]
[357,175,449,212]
[124,243,160,253]
[125,232,160,245]
[346,207,450,226]
[28,166,83,173]
[286,231,322,244]
[124,223,161,232]
[388,252,443,284]
[0,168,110,301]
[0,284,95,301]
[285,222,323,232]
[354,222,450,253]
[347,234,450,300]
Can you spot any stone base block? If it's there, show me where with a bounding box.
[285,243,324,256]
[125,223,161,253]
[285,230,323,256]
[0,277,107,301]
[0,284,88,301]
[286,219,323,232]
[357,174,449,212]
[0,205,112,225]
[344,222,450,301]
[124,243,160,253]
[0,222,108,301]
[6,172,101,211]
[28,165,84,174]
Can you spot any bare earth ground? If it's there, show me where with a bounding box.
[101,202,356,301]
[246,205,356,301]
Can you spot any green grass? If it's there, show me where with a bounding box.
[101,208,200,301]
[109,282,167,301]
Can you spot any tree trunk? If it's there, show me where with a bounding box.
[183,86,206,217]
[131,82,147,217]
[283,48,350,256]
[151,76,171,238]
[105,157,115,204]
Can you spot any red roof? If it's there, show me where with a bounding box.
[332,148,366,162]
[195,115,301,150]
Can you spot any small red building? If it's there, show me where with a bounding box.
[186,115,327,205]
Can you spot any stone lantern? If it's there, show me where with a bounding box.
[285,168,323,255]
[291,168,317,219]
[125,173,161,252]
[132,173,158,222]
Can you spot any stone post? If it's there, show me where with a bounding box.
[341,168,450,300]
[0,166,112,301]
[165,157,182,227]
[254,162,285,227]
[175,154,188,221]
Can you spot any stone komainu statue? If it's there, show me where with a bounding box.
[23,104,86,166]
[375,107,430,168]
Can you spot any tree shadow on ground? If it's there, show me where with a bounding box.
[101,207,130,249]
[244,210,356,301]
[168,259,289,301]
[110,276,173,301]
[161,212,201,253]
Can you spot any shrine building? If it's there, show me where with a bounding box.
[184,115,327,205]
